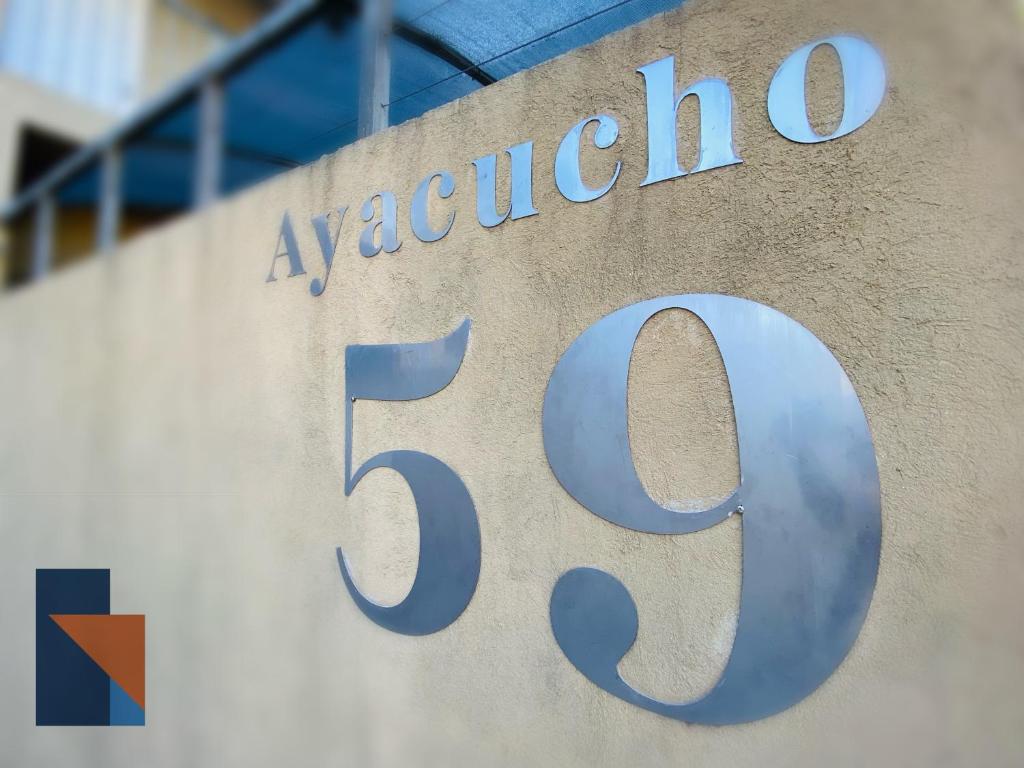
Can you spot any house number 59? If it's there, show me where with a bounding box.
[337,294,881,724]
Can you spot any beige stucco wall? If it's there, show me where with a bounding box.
[0,0,1021,765]
[183,0,266,35]
[145,1,276,96]
[142,0,271,98]
[143,1,233,99]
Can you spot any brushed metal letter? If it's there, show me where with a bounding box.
[266,211,306,282]
[472,141,538,228]
[546,294,881,724]
[410,170,456,243]
[637,55,741,186]
[768,35,886,143]
[359,191,402,257]
[309,206,348,297]
[555,114,622,203]
[340,319,480,635]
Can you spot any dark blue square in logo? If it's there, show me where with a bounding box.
[36,569,111,726]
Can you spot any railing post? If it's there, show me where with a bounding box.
[98,146,122,251]
[31,194,55,280]
[194,78,224,209]
[358,0,392,138]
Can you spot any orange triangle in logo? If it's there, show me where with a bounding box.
[50,614,145,709]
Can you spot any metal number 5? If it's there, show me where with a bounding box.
[338,319,481,636]
[544,294,881,724]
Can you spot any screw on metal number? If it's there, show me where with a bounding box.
[544,295,881,724]
[339,319,480,635]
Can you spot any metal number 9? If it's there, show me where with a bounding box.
[338,319,480,636]
[544,294,881,724]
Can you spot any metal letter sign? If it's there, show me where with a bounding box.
[544,294,881,724]
[768,35,886,144]
[323,31,887,717]
[338,319,481,635]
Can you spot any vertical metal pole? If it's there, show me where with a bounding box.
[357,0,392,139]
[31,194,55,280]
[98,145,122,251]
[194,77,223,209]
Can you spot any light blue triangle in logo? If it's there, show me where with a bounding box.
[109,677,144,726]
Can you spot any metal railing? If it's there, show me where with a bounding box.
[1,0,680,287]
[3,0,324,283]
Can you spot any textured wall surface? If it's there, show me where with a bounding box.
[0,0,1021,765]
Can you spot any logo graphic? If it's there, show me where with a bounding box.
[36,569,145,726]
